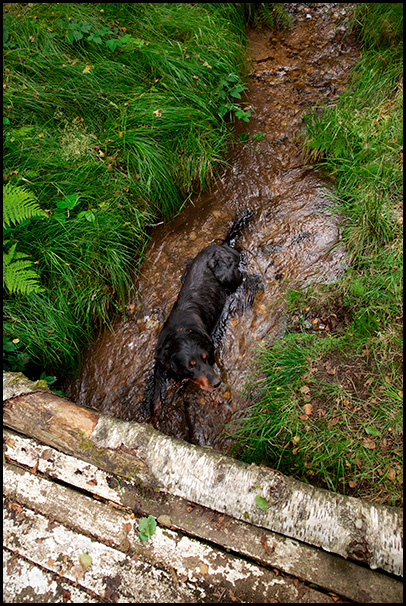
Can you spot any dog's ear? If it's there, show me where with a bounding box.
[156,331,176,371]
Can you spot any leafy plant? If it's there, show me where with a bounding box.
[3,336,30,372]
[255,495,269,511]
[2,2,253,374]
[56,18,92,44]
[217,73,252,122]
[3,183,46,295]
[3,182,46,228]
[138,515,157,543]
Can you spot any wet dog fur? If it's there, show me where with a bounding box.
[141,210,256,418]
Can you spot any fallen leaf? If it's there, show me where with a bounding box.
[79,553,92,571]
[122,522,132,534]
[303,403,313,416]
[292,435,300,444]
[300,385,310,394]
[255,495,269,511]
[348,480,356,488]
[200,563,209,574]
[387,468,397,481]
[260,535,270,555]
[362,437,376,450]
[152,109,162,117]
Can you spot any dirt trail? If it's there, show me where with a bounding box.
[65,4,360,453]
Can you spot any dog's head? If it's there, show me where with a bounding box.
[156,328,221,391]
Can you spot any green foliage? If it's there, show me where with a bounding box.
[3,182,46,227]
[351,3,403,50]
[255,495,269,511]
[3,242,44,295]
[3,183,46,295]
[138,516,157,543]
[232,3,403,505]
[253,3,293,29]
[3,336,31,372]
[217,73,252,122]
[3,3,253,374]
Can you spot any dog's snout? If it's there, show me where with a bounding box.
[211,375,221,389]
[190,370,221,392]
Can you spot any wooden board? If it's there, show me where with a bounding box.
[3,372,403,601]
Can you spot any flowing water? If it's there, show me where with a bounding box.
[65,4,360,454]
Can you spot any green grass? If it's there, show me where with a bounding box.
[231,3,403,506]
[3,2,257,374]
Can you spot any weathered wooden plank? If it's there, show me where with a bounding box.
[4,429,403,603]
[3,464,333,603]
[3,549,100,603]
[3,372,403,576]
[3,494,206,603]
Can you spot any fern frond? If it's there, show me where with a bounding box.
[3,256,44,295]
[3,182,46,227]
[3,242,44,295]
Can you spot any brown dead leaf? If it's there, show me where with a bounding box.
[303,403,313,416]
[292,435,300,444]
[387,468,397,481]
[200,563,209,575]
[348,480,356,488]
[362,437,376,450]
[300,385,310,394]
[11,502,23,514]
[260,535,270,555]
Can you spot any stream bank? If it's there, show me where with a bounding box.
[65,4,360,454]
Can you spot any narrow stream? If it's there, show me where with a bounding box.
[65,4,360,454]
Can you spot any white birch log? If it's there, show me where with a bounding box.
[3,371,403,576]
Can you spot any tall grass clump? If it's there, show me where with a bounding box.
[232,4,403,505]
[3,3,255,374]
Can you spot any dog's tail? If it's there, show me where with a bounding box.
[223,209,255,248]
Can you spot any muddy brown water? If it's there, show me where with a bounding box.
[65,4,360,454]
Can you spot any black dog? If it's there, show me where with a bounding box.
[141,210,256,417]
